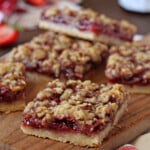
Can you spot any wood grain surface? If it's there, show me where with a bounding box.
[0,59,150,150]
[0,34,150,150]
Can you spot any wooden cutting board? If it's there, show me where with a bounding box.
[0,37,150,150]
[0,65,150,150]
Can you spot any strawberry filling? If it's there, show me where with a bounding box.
[22,114,111,136]
[107,72,150,86]
[0,85,25,103]
[22,96,116,136]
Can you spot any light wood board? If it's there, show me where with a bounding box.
[0,63,150,150]
[0,35,150,150]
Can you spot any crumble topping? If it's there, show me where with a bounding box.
[0,62,26,92]
[42,7,136,41]
[23,79,127,134]
[106,44,150,85]
[9,32,107,79]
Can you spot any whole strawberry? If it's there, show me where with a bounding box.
[0,24,19,47]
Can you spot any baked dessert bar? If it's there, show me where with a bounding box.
[39,7,136,45]
[105,44,150,93]
[9,32,107,79]
[21,79,127,147]
[0,62,26,113]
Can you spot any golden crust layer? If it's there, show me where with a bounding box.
[0,98,25,113]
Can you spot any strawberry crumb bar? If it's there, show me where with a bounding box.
[39,7,136,45]
[9,32,107,79]
[0,62,26,113]
[105,44,150,93]
[21,79,127,147]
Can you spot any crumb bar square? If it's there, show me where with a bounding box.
[105,44,150,93]
[9,32,107,79]
[0,62,26,112]
[39,7,136,45]
[21,79,127,147]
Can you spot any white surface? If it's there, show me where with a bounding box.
[57,1,81,10]
[133,132,150,150]
[118,0,150,13]
[134,34,143,41]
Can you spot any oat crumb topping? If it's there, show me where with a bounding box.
[0,62,26,92]
[24,79,127,127]
[10,32,107,79]
[106,44,150,84]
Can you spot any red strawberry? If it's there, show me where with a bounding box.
[117,144,138,150]
[26,0,46,6]
[0,24,18,47]
[0,0,17,22]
